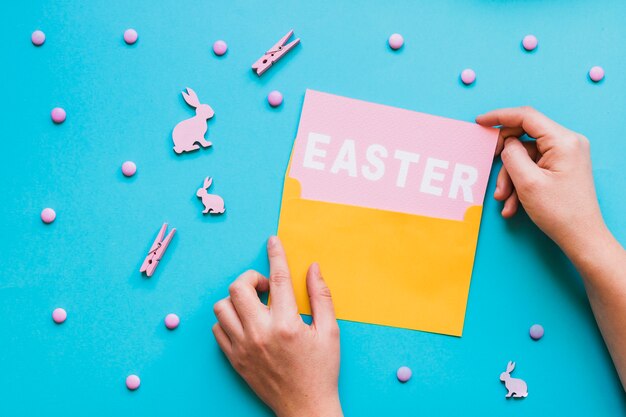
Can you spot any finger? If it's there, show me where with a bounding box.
[494,139,539,201]
[212,323,233,358]
[494,165,514,201]
[306,263,338,335]
[501,137,542,186]
[495,127,525,155]
[521,140,540,162]
[476,106,566,140]
[501,190,520,218]
[267,236,298,317]
[229,270,270,328]
[213,297,243,340]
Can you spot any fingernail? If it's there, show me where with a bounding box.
[495,185,500,194]
[268,236,278,248]
[311,262,321,276]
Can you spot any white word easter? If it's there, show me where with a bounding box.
[302,132,479,203]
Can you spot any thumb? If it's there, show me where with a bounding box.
[501,137,541,187]
[306,263,338,335]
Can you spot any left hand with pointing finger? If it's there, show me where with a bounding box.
[212,236,343,417]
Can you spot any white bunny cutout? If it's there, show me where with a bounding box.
[197,177,225,215]
[172,87,215,154]
[500,361,528,398]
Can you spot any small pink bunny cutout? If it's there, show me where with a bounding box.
[197,177,225,214]
[500,361,528,399]
[172,87,215,154]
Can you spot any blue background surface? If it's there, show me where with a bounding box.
[1,0,625,415]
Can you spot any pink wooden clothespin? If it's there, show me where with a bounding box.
[140,223,176,277]
[251,30,300,76]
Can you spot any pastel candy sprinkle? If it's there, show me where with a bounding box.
[31,30,46,46]
[52,308,67,324]
[529,324,544,340]
[589,66,605,82]
[522,35,538,51]
[388,33,404,50]
[126,374,140,390]
[213,40,227,56]
[41,208,56,224]
[267,90,283,107]
[51,107,66,124]
[121,161,137,177]
[461,69,476,85]
[164,313,180,330]
[396,366,412,383]
[124,29,138,45]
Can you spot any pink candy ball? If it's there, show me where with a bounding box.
[213,40,228,56]
[164,313,180,330]
[124,29,138,45]
[31,30,46,46]
[41,208,56,224]
[52,307,67,324]
[126,374,141,390]
[522,34,538,51]
[121,161,137,177]
[460,68,476,85]
[396,366,412,383]
[51,107,66,124]
[589,66,605,82]
[267,90,283,107]
[529,324,544,340]
[388,33,404,50]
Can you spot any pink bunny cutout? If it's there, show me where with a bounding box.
[197,177,225,214]
[172,87,215,154]
[500,361,528,398]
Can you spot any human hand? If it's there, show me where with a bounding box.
[212,236,343,417]
[476,106,608,257]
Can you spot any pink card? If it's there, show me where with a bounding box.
[288,90,498,221]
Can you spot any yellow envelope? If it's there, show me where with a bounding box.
[277,90,498,336]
